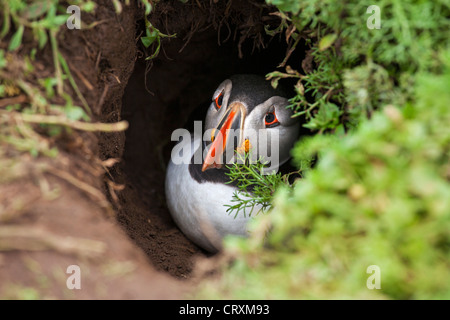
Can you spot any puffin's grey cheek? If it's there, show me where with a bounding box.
[280,125,300,160]
[279,109,299,127]
[205,104,218,129]
[251,129,280,169]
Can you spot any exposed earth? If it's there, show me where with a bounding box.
[0,0,303,299]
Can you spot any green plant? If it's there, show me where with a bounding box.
[0,0,129,161]
[141,16,176,60]
[200,0,450,300]
[200,51,450,299]
[0,0,130,211]
[225,153,298,218]
[265,0,450,132]
[223,0,449,222]
[135,0,177,61]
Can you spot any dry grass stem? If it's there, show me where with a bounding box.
[0,226,106,259]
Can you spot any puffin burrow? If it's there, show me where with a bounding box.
[165,74,299,252]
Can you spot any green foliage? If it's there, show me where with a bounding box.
[302,101,341,132]
[201,54,450,299]
[112,0,152,15]
[0,0,94,50]
[266,0,301,14]
[0,0,94,113]
[139,1,176,61]
[0,0,127,160]
[141,16,176,60]
[8,24,24,51]
[225,153,296,218]
[266,0,450,132]
[201,0,450,300]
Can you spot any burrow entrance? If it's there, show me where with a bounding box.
[112,0,305,278]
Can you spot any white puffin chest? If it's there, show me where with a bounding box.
[165,134,258,252]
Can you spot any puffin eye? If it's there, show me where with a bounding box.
[265,111,279,128]
[215,90,224,110]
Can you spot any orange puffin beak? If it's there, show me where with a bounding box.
[202,102,246,172]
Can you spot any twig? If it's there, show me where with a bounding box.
[12,112,129,132]
[47,167,106,204]
[0,226,106,259]
[0,95,27,108]
[15,79,47,112]
[68,60,94,91]
[95,84,109,115]
[58,52,92,115]
[0,193,41,223]
[278,35,301,68]
[50,30,63,96]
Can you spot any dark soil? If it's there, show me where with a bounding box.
[115,0,299,278]
[0,0,300,298]
[0,0,182,299]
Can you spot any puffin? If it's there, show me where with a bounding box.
[165,74,299,252]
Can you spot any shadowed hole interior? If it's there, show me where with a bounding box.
[113,1,305,278]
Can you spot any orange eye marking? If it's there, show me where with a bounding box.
[215,90,224,109]
[265,111,279,127]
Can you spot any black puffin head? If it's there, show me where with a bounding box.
[226,74,287,112]
[201,74,299,172]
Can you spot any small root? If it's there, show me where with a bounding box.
[0,226,106,259]
[48,167,109,208]
[8,111,129,132]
